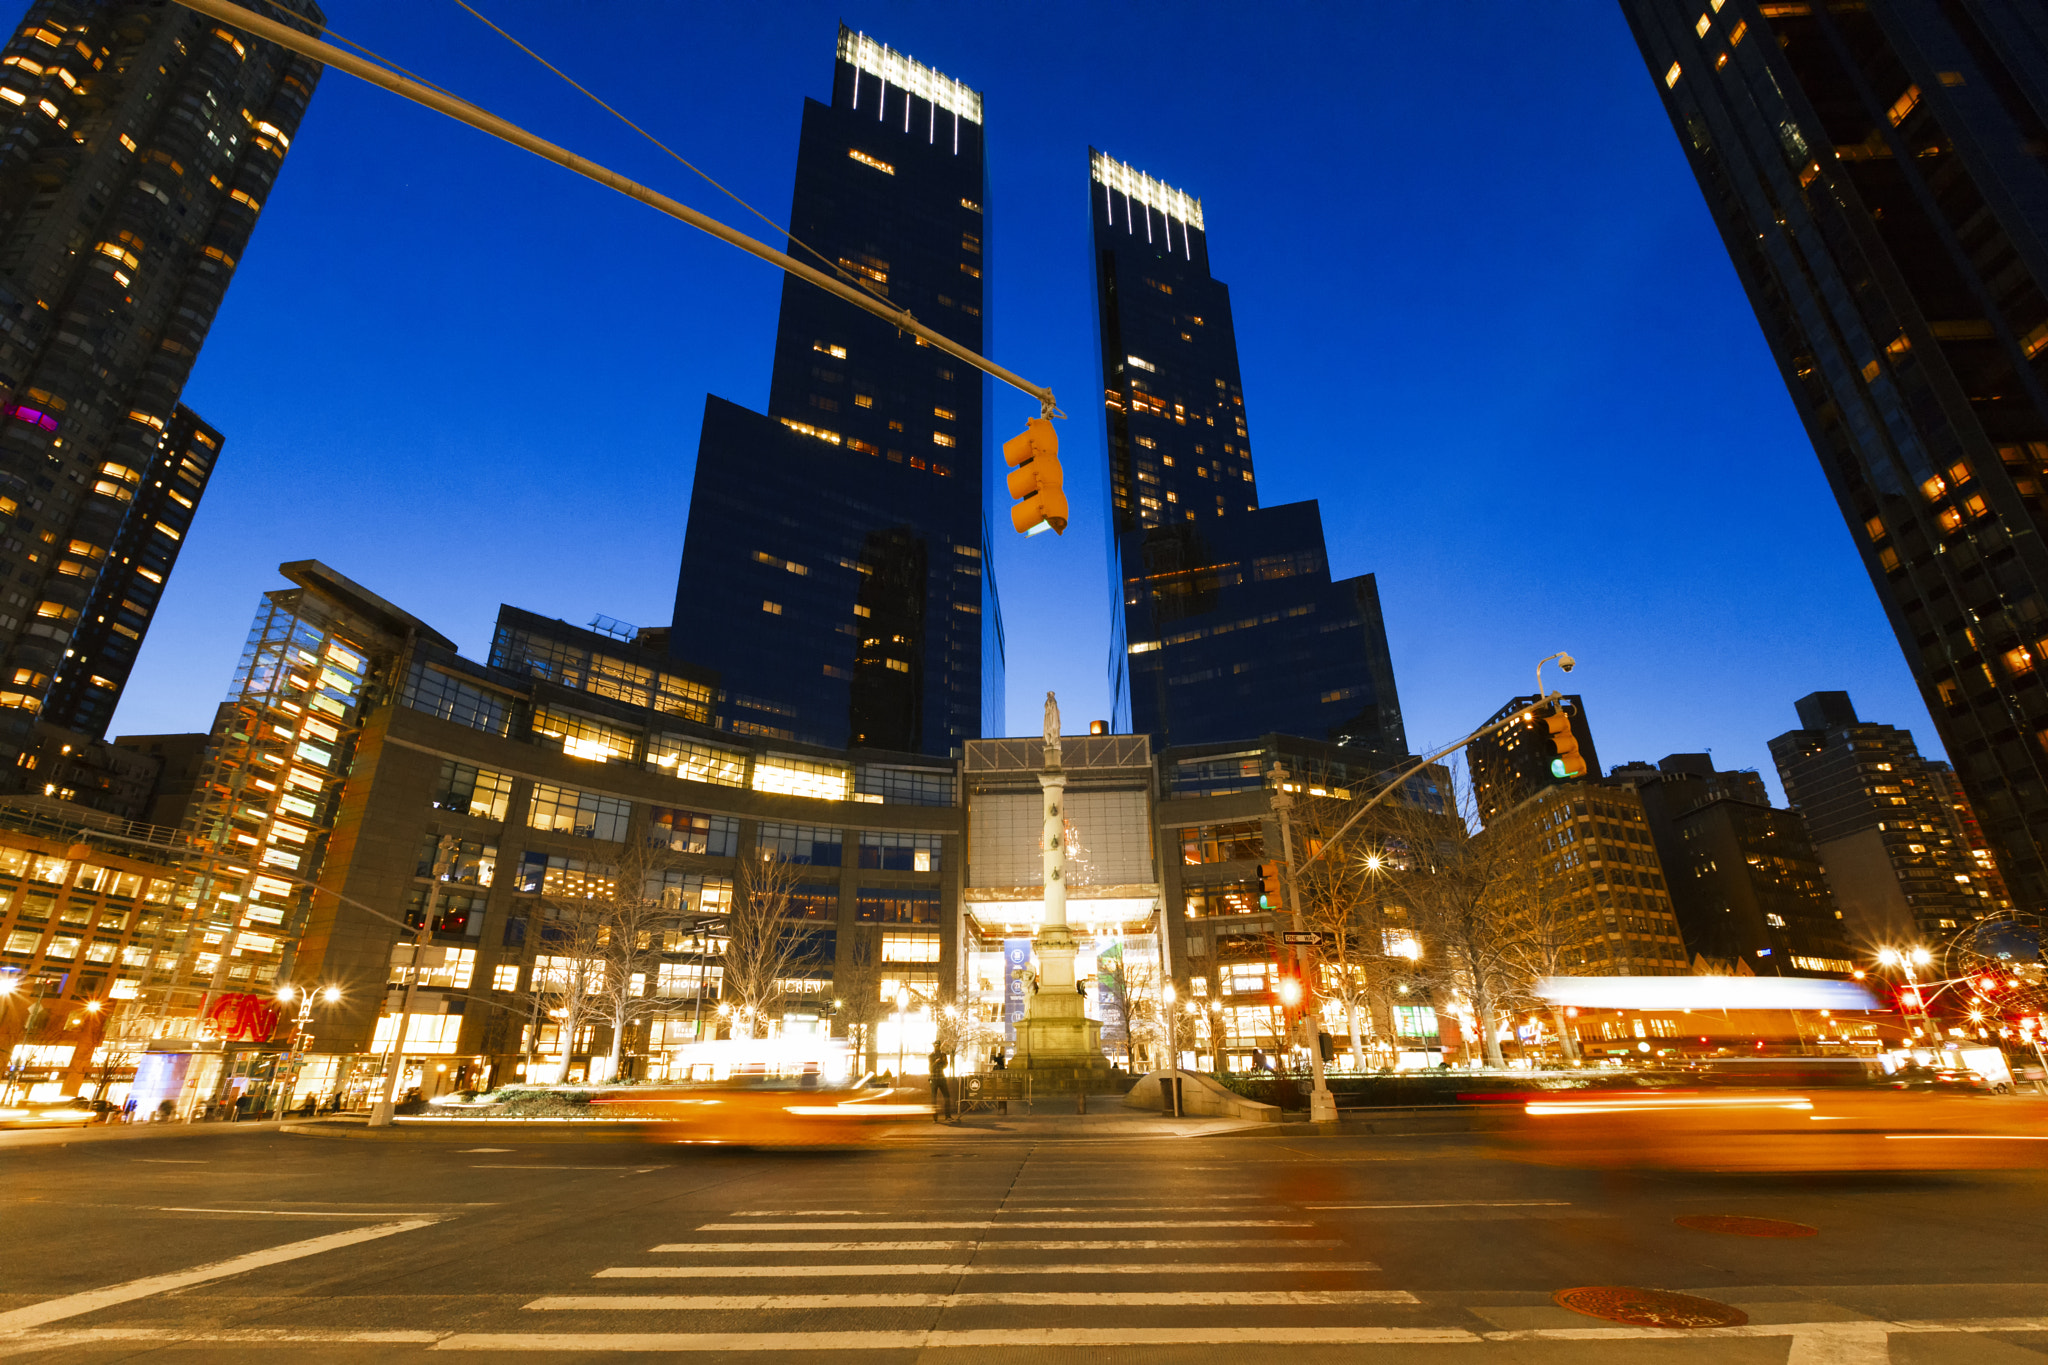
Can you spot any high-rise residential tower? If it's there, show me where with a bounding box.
[1467,693,1602,826]
[1622,1,2048,910]
[1089,151,1403,754]
[1769,690,2007,944]
[1612,753,1854,977]
[671,28,998,756]
[0,1,321,781]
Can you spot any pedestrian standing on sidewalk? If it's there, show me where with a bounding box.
[929,1044,951,1123]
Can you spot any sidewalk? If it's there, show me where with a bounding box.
[0,1119,286,1151]
[877,1110,1276,1141]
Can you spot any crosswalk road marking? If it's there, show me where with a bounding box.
[595,1261,1381,1279]
[700,1219,1309,1229]
[651,1239,1343,1252]
[433,1328,1481,1350]
[526,1291,1422,1310]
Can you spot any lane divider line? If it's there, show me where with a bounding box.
[0,1220,438,1333]
[594,1261,1381,1279]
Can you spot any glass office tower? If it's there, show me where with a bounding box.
[0,1,322,770]
[1090,151,1404,753]
[671,28,998,756]
[1622,1,2048,910]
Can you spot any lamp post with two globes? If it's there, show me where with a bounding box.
[271,983,342,1117]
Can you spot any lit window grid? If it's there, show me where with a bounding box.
[757,822,845,865]
[399,660,510,737]
[528,784,633,842]
[533,705,638,764]
[493,626,711,723]
[516,852,619,900]
[647,870,732,916]
[858,829,941,872]
[647,734,747,787]
[837,28,983,123]
[1090,149,1204,230]
[752,754,852,801]
[882,931,941,963]
[854,763,956,806]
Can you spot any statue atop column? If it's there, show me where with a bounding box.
[1042,690,1061,764]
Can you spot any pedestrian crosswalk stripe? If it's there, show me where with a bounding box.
[700,1219,1310,1230]
[527,1291,1422,1310]
[731,1204,1275,1215]
[433,1327,1481,1350]
[596,1262,1380,1279]
[648,1239,1345,1252]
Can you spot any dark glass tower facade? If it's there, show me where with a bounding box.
[1622,1,2048,910]
[671,28,998,756]
[0,1,321,768]
[1090,151,1403,753]
[1468,693,1602,825]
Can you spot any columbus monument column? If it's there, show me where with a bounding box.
[1017,691,1106,1078]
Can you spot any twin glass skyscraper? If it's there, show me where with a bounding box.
[671,29,999,756]
[1624,0,2048,913]
[673,33,1402,761]
[1088,152,1404,755]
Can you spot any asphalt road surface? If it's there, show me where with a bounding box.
[3,1123,2046,1362]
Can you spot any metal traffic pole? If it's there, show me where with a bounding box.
[369,835,456,1127]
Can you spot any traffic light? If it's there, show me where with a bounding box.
[1003,417,1067,536]
[1542,701,1587,779]
[1257,860,1285,913]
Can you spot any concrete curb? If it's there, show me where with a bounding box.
[280,1119,656,1143]
[0,1120,288,1150]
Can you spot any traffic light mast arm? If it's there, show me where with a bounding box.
[1289,691,1567,875]
[172,0,1060,420]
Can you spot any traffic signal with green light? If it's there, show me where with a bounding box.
[1257,860,1285,914]
[1003,417,1068,536]
[1543,701,1587,779]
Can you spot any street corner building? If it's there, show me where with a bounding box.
[0,0,322,799]
[1622,0,2048,913]
[670,26,999,758]
[1087,149,1404,755]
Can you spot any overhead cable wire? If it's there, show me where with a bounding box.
[445,0,890,310]
[167,0,1058,415]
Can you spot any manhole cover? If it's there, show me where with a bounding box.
[1553,1286,1749,1329]
[1675,1214,1817,1239]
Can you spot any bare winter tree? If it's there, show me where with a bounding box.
[833,926,885,1073]
[589,846,686,1082]
[1289,792,1394,1072]
[724,850,813,1038]
[1179,935,1228,1073]
[1375,765,1540,1071]
[521,893,607,1084]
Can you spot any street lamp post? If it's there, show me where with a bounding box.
[1879,946,1951,1059]
[369,834,457,1128]
[271,984,340,1118]
[893,986,909,1079]
[1270,763,1339,1124]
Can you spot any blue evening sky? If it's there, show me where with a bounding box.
[77,0,1938,798]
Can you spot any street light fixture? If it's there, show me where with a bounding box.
[1876,945,1949,1058]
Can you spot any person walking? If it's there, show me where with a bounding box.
[929,1044,952,1123]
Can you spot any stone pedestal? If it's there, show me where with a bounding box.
[1018,927,1110,1079]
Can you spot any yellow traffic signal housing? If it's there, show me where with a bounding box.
[1257,860,1285,914]
[1003,417,1068,536]
[1544,703,1587,779]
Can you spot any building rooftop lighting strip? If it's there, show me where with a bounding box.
[838,29,982,125]
[1091,150,1204,231]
